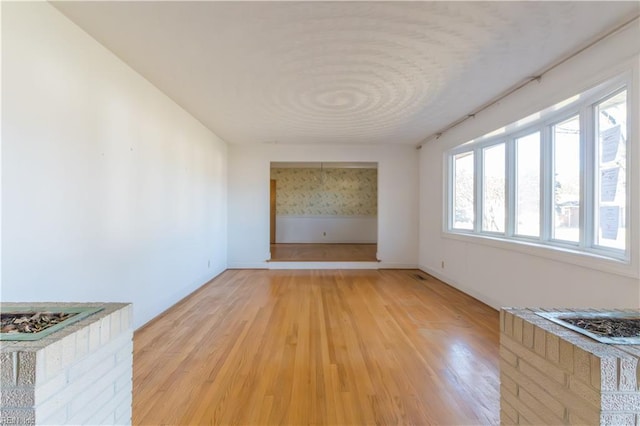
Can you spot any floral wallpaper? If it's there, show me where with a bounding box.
[271,168,377,216]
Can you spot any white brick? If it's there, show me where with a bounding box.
[513,316,523,342]
[501,374,518,396]
[115,338,133,364]
[75,326,89,358]
[1,353,16,386]
[504,312,514,336]
[502,336,566,384]
[1,408,35,425]
[567,376,600,407]
[590,355,601,391]
[533,327,546,357]
[34,372,66,404]
[3,303,133,426]
[35,352,46,383]
[38,334,130,421]
[66,344,115,384]
[67,357,129,419]
[601,412,635,425]
[62,356,115,406]
[518,387,564,425]
[501,384,545,424]
[66,382,115,425]
[43,342,63,381]
[521,378,565,420]
[88,386,131,426]
[98,410,116,425]
[573,347,591,384]
[60,334,77,368]
[120,305,132,331]
[67,333,128,382]
[601,357,618,391]
[100,316,111,345]
[500,346,518,367]
[559,339,574,373]
[38,404,68,425]
[17,352,36,386]
[601,392,640,411]
[115,395,132,422]
[35,390,68,422]
[115,410,132,426]
[545,333,560,365]
[522,321,534,349]
[569,410,594,425]
[619,357,638,391]
[83,395,117,425]
[0,387,35,408]
[89,321,101,353]
[114,369,132,394]
[110,310,122,337]
[501,399,518,424]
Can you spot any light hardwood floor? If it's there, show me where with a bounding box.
[270,243,378,262]
[133,269,499,425]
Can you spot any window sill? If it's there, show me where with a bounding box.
[442,230,638,279]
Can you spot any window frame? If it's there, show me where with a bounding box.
[512,129,542,239]
[591,87,629,253]
[548,111,583,247]
[480,141,507,235]
[445,73,631,263]
[449,151,476,232]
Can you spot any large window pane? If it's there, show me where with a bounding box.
[595,90,626,250]
[515,132,540,237]
[447,78,629,260]
[482,143,505,233]
[552,115,580,242]
[453,152,474,230]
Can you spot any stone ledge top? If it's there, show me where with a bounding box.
[502,307,640,360]
[0,302,131,352]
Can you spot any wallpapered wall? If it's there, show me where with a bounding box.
[271,168,377,216]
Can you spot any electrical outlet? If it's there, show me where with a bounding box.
[208,260,211,268]
[323,232,326,236]
[441,261,445,269]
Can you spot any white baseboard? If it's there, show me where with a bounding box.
[227,262,269,269]
[378,263,419,269]
[136,267,227,330]
[418,264,501,311]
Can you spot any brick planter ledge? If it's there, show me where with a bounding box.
[500,308,640,425]
[0,303,133,426]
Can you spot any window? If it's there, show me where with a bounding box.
[515,132,540,237]
[452,152,474,230]
[595,90,627,250]
[482,143,505,233]
[552,115,580,243]
[447,77,630,260]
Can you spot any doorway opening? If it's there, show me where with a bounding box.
[269,162,378,262]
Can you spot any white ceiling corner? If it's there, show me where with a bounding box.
[52,1,639,146]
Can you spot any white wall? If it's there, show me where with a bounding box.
[229,144,418,268]
[2,2,228,328]
[419,23,640,309]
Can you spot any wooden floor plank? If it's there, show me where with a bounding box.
[133,269,500,425]
[270,243,377,261]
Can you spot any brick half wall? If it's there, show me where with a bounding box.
[500,308,640,425]
[0,303,133,426]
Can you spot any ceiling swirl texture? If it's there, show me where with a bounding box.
[53,1,639,146]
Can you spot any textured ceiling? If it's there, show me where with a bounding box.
[53,1,638,146]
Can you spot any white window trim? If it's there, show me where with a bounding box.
[445,72,633,273]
